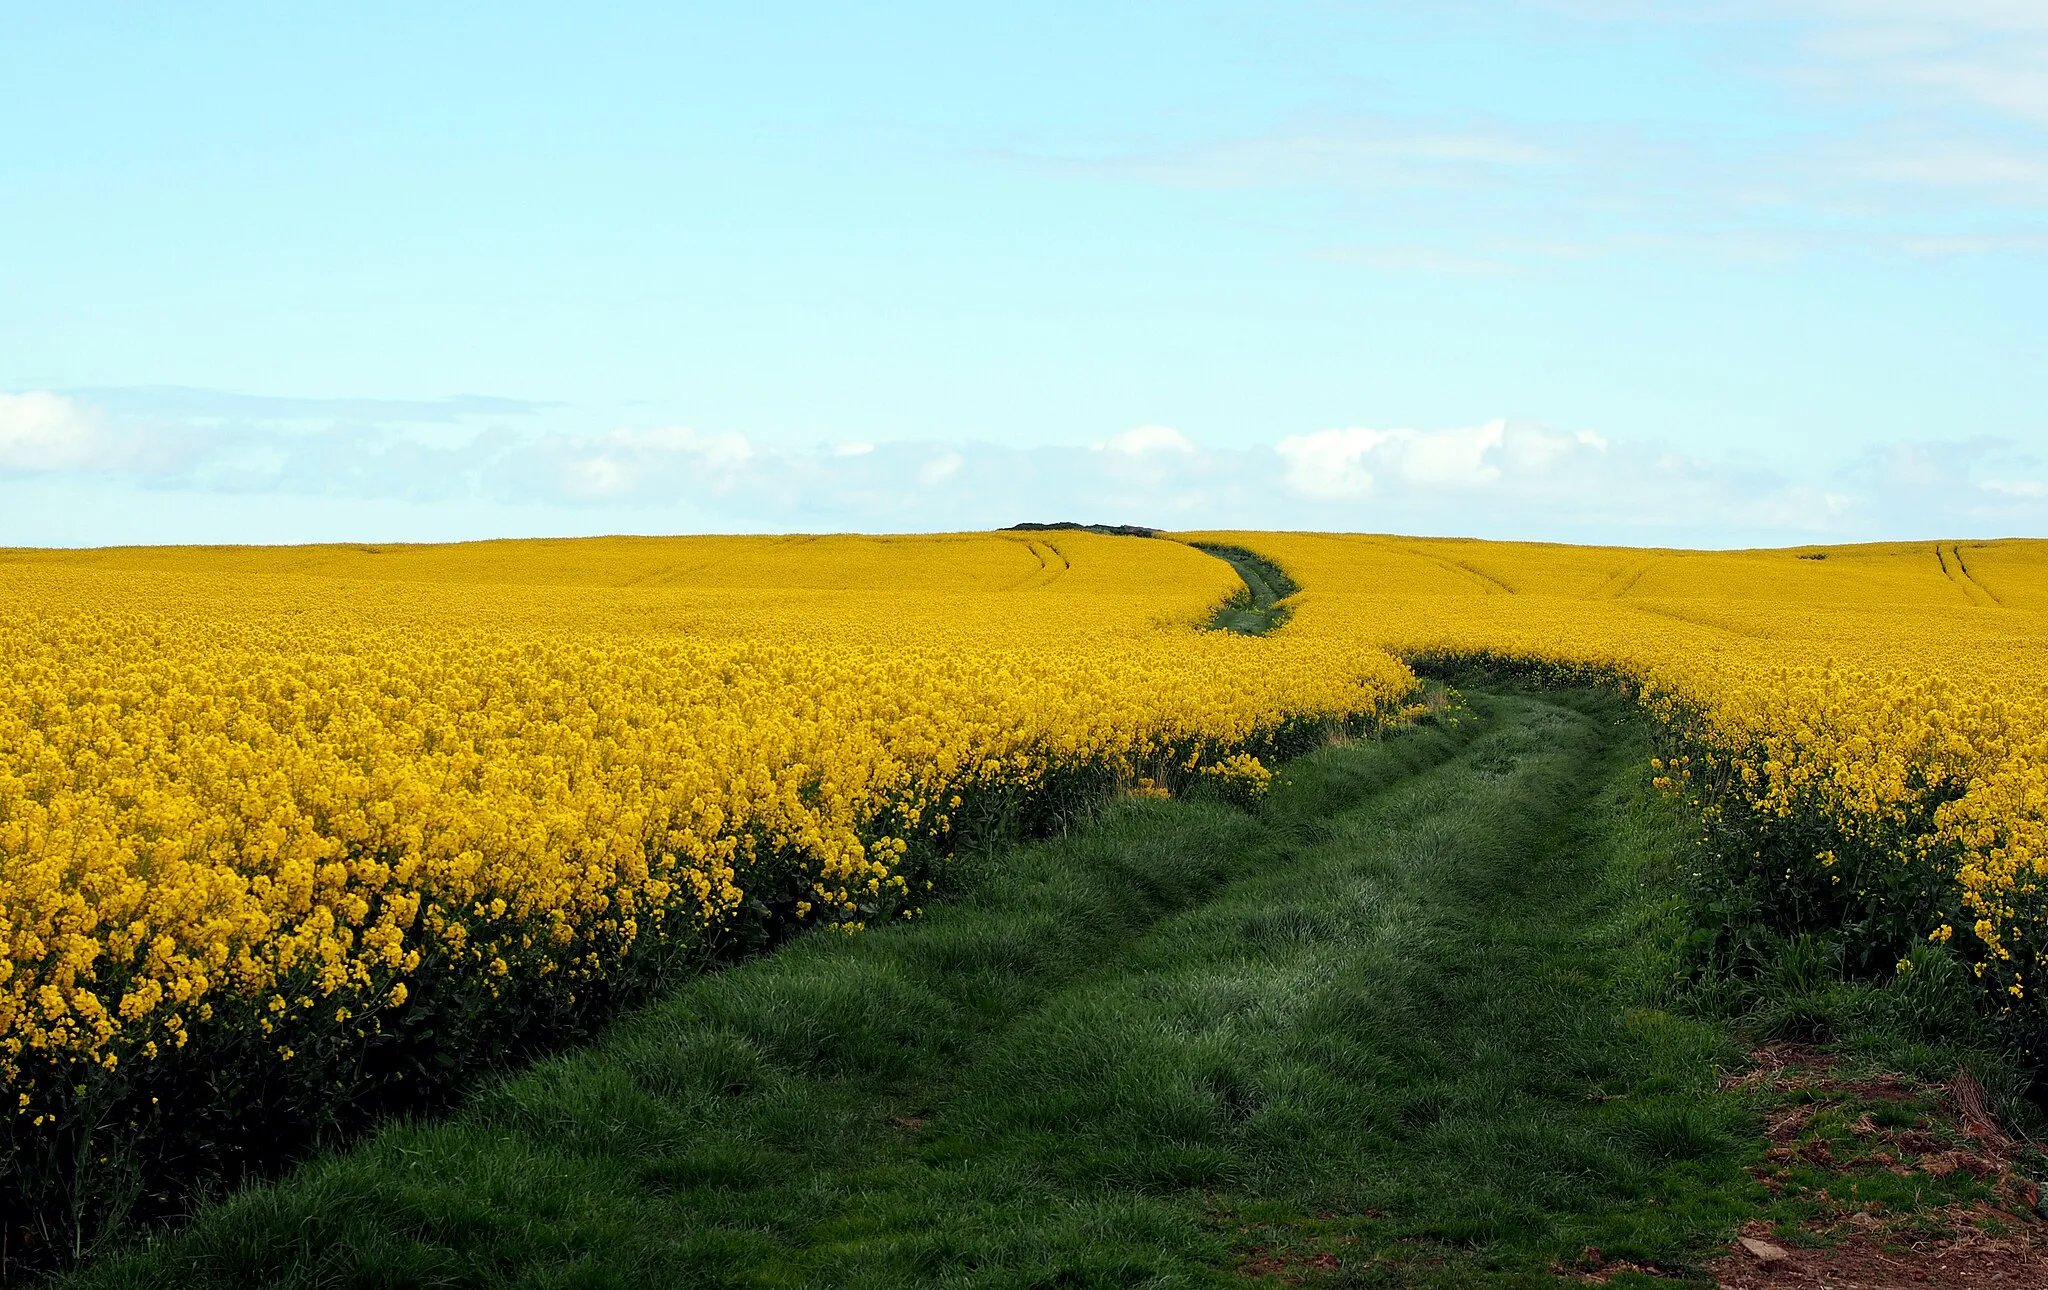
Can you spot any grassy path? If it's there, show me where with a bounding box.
[73,689,1765,1288]
[1187,543,1299,635]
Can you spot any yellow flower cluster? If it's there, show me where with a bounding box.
[0,533,1412,1095]
[1197,752,1275,803]
[1205,532,2048,1020]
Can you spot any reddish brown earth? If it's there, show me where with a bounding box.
[1698,1045,2048,1290]
[1238,1246,1343,1281]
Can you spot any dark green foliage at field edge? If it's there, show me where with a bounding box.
[65,687,1793,1289]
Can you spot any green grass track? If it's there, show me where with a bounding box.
[69,688,1762,1288]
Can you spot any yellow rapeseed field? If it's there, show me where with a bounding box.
[1202,532,2048,1034]
[10,526,2048,1189]
[0,533,1411,1114]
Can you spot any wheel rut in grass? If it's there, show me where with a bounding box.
[1188,542,1300,635]
[74,685,1788,1289]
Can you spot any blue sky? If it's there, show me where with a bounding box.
[4,1,2046,547]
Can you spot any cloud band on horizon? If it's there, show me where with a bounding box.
[1,388,2041,550]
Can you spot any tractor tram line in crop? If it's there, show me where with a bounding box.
[1186,542,1300,637]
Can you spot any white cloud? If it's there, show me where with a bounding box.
[1026,3,2048,267]
[4,388,2041,548]
[1799,1,2048,127]
[1589,1,2048,169]
[1402,419,1507,486]
[1261,417,1984,540]
[1276,420,1518,499]
[1276,427,1388,498]
[610,426,754,470]
[832,441,876,457]
[561,455,635,501]
[1852,144,2048,199]
[918,452,964,485]
[1896,232,2048,255]
[544,426,757,501]
[1984,478,2048,496]
[0,392,109,471]
[1095,425,1196,455]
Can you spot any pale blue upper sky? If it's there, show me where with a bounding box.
[4,1,2046,546]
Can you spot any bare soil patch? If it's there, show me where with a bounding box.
[1703,1045,2048,1290]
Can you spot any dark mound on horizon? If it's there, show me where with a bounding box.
[1004,521,1159,538]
